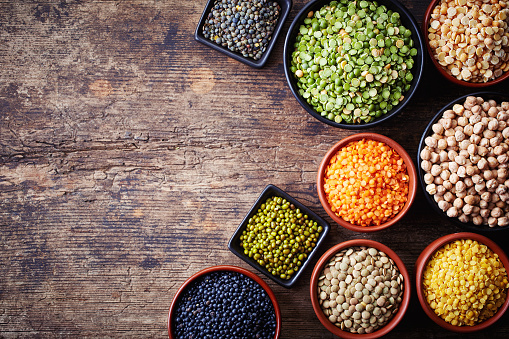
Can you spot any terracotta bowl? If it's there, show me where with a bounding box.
[415,232,509,332]
[317,133,417,232]
[168,265,281,339]
[310,239,411,339]
[422,0,509,87]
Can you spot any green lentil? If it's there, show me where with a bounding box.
[240,196,324,280]
[291,0,418,124]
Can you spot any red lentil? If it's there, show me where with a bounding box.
[323,139,409,226]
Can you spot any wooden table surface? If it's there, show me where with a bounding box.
[1,0,509,338]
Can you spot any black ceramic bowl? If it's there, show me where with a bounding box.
[417,92,509,232]
[283,0,424,129]
[228,184,330,288]
[195,0,292,68]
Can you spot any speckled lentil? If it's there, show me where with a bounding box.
[317,246,404,334]
[202,0,281,60]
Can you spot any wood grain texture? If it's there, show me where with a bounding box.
[1,0,509,338]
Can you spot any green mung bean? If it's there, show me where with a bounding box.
[240,196,323,280]
[290,0,417,124]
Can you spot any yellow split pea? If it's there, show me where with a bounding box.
[423,239,509,326]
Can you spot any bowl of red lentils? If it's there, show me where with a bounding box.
[415,232,509,332]
[423,0,509,87]
[310,239,411,338]
[317,133,418,232]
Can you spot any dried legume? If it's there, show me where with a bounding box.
[240,196,324,280]
[420,96,509,227]
[290,0,418,124]
[318,246,404,334]
[423,239,509,326]
[323,139,409,226]
[427,0,509,83]
[202,0,281,61]
[173,271,276,339]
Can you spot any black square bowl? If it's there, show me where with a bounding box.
[228,184,330,288]
[195,0,292,68]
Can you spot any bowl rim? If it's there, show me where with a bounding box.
[228,184,331,288]
[309,239,411,339]
[415,232,509,332]
[167,265,282,339]
[317,132,418,232]
[416,91,509,232]
[194,0,293,68]
[283,0,424,129]
[422,0,509,87]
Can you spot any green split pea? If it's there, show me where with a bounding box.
[240,196,323,280]
[290,0,418,124]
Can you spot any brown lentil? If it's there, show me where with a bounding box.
[317,246,404,334]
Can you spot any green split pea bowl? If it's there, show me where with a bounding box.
[284,0,424,129]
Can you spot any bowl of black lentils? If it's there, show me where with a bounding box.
[310,239,411,338]
[228,184,331,288]
[195,0,292,68]
[283,0,424,128]
[168,265,281,339]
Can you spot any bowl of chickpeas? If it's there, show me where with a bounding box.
[418,92,509,231]
[283,0,424,128]
[310,239,411,338]
[317,133,418,232]
[415,232,509,332]
[423,0,509,87]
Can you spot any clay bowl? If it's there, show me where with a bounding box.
[310,239,411,338]
[317,133,417,232]
[168,265,281,338]
[415,232,509,332]
[422,0,509,87]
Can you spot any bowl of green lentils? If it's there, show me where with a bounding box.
[228,184,330,288]
[284,0,424,128]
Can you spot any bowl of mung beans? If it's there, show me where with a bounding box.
[283,0,424,128]
[310,239,411,338]
[168,265,281,339]
[195,0,292,68]
[228,184,331,288]
[417,92,509,232]
[415,232,509,332]
[317,133,418,232]
[423,0,509,87]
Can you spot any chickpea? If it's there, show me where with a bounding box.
[443,180,453,190]
[426,184,437,195]
[491,207,503,218]
[480,208,490,218]
[453,198,464,209]
[487,179,499,191]
[430,152,440,163]
[421,160,432,172]
[463,204,475,215]
[425,136,438,148]
[420,148,432,160]
[432,123,444,134]
[464,195,477,205]
[424,173,434,185]
[446,206,459,218]
[472,215,483,225]
[488,157,499,168]
[438,200,451,211]
[498,217,509,227]
[444,191,455,203]
[458,214,470,223]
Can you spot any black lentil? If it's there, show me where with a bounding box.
[173,271,276,339]
[240,196,324,280]
[202,0,281,60]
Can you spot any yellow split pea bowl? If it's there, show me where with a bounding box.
[415,232,509,332]
[317,133,417,232]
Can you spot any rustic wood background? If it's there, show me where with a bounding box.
[1,0,509,338]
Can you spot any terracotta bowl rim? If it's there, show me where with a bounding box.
[317,132,417,232]
[415,232,509,332]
